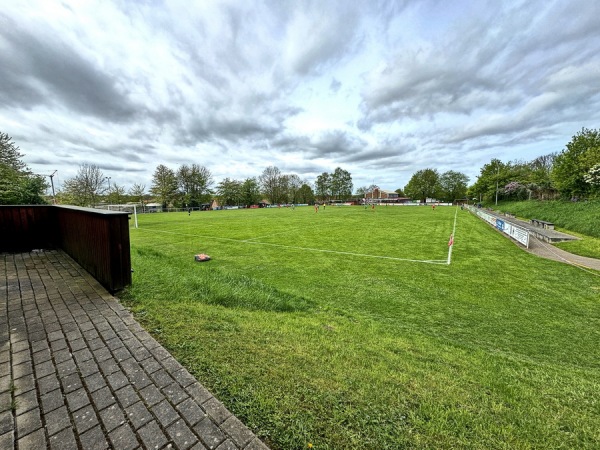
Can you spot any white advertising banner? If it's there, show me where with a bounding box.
[471,207,529,248]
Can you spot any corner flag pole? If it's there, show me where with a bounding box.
[447,206,459,265]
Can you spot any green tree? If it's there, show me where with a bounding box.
[0,132,47,205]
[241,177,262,206]
[552,127,600,198]
[330,167,353,200]
[150,164,178,208]
[404,168,440,203]
[469,159,509,203]
[62,164,106,207]
[287,174,303,204]
[314,172,331,201]
[528,153,557,200]
[297,183,315,204]
[128,183,147,211]
[439,171,469,202]
[216,178,243,206]
[107,184,126,205]
[259,166,285,204]
[394,188,405,197]
[177,164,213,207]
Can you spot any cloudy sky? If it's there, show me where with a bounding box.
[2,0,600,194]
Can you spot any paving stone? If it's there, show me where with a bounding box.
[186,383,213,405]
[0,391,10,413]
[244,437,270,450]
[125,401,152,430]
[77,358,100,378]
[177,398,206,426]
[150,369,174,390]
[127,368,152,390]
[139,384,164,407]
[73,348,94,364]
[66,387,90,412]
[107,370,129,391]
[61,372,83,394]
[167,418,199,450]
[13,360,33,379]
[99,358,120,376]
[91,386,116,411]
[194,417,226,450]
[47,330,65,342]
[32,348,52,365]
[112,346,131,362]
[0,410,14,435]
[0,430,14,450]
[3,252,264,450]
[17,427,46,449]
[152,346,172,361]
[202,397,231,425]
[163,382,189,406]
[38,373,60,395]
[130,346,151,362]
[172,368,198,388]
[73,404,99,434]
[221,416,255,448]
[79,425,110,450]
[69,338,87,352]
[35,360,56,378]
[100,404,126,432]
[114,385,140,409]
[53,348,72,364]
[14,373,35,394]
[50,338,68,352]
[83,372,106,393]
[12,349,31,365]
[151,399,179,427]
[15,389,38,415]
[16,408,42,438]
[56,359,78,377]
[139,356,161,374]
[92,347,112,363]
[49,426,77,450]
[215,439,238,450]
[137,420,169,450]
[87,338,105,351]
[44,405,71,437]
[108,423,139,450]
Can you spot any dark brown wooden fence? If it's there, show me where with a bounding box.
[0,205,131,292]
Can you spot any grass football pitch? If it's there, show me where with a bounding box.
[122,205,600,449]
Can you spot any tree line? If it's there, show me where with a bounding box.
[1,127,598,206]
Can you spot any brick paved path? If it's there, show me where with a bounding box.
[0,250,269,450]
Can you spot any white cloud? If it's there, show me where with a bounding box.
[1,0,599,191]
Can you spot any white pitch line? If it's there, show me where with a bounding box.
[243,228,298,242]
[138,228,449,265]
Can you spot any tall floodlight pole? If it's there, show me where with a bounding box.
[48,170,57,204]
[495,165,499,206]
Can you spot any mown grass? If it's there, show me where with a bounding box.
[120,206,600,449]
[494,199,600,259]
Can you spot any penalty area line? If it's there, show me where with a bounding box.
[137,228,448,265]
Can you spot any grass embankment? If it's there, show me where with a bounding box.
[494,199,600,259]
[120,207,600,449]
